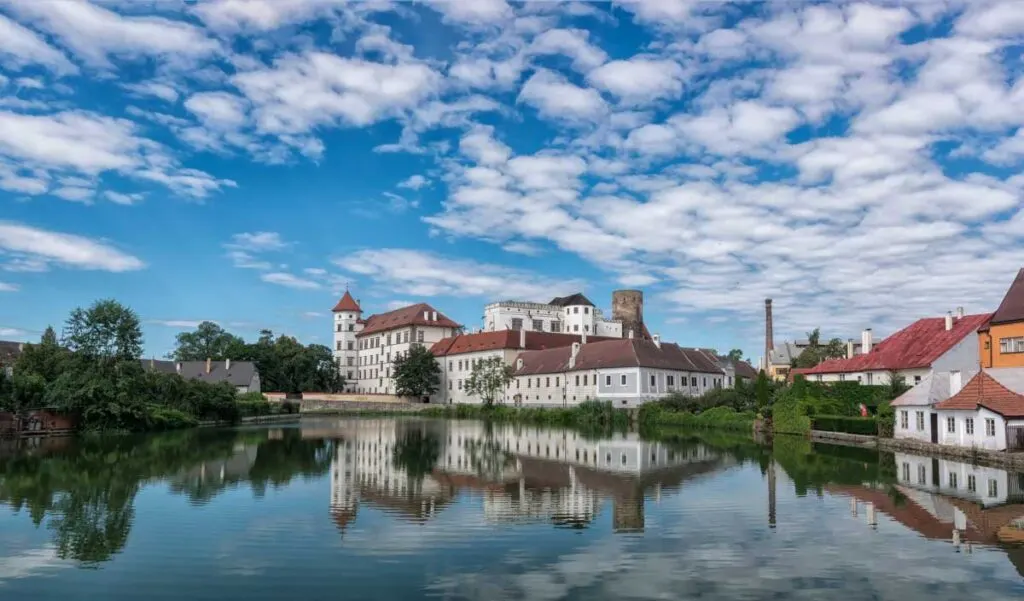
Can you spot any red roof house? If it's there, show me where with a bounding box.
[935,369,1024,418]
[356,303,461,337]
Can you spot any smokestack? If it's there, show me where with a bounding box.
[519,327,526,349]
[149,358,154,369]
[652,334,661,349]
[862,329,873,354]
[945,311,953,331]
[765,298,774,367]
[846,338,854,359]
[956,306,964,320]
[206,357,211,374]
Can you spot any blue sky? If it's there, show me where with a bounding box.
[1,0,1024,361]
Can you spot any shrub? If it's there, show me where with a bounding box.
[812,415,878,436]
[236,399,272,418]
[144,406,199,431]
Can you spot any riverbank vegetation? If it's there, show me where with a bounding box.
[421,400,631,430]
[0,300,300,432]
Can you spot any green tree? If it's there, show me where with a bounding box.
[755,370,772,411]
[169,321,246,361]
[391,425,442,480]
[63,299,142,362]
[15,326,68,383]
[393,345,440,399]
[824,337,846,360]
[726,349,744,362]
[465,356,514,406]
[884,370,911,401]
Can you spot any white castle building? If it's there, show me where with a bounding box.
[483,290,651,340]
[331,290,462,395]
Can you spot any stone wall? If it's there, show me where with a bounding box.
[809,429,1024,469]
[265,392,411,403]
[299,400,436,414]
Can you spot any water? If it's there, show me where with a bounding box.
[2,418,1024,600]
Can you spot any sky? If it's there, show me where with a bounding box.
[1,0,1024,361]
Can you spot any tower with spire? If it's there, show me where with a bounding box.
[332,288,363,392]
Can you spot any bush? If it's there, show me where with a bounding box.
[812,415,878,435]
[277,400,301,414]
[638,404,756,431]
[144,406,199,431]
[236,399,272,418]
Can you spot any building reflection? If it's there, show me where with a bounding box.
[325,419,733,536]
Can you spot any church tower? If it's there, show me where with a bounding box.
[332,289,362,392]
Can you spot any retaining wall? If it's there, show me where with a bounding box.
[809,429,1024,469]
[299,400,436,414]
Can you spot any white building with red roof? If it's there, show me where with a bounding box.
[930,368,1024,451]
[331,291,461,395]
[803,309,991,387]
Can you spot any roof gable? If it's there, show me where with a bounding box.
[332,291,361,313]
[430,330,615,357]
[358,303,461,337]
[806,313,991,374]
[548,293,595,307]
[141,359,258,387]
[935,370,1024,418]
[990,268,1024,326]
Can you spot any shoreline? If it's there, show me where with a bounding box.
[809,429,1024,469]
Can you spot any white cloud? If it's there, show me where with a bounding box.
[0,14,78,75]
[502,241,544,256]
[192,0,349,32]
[104,191,145,206]
[588,58,687,104]
[429,0,512,26]
[261,272,322,290]
[333,248,583,300]
[0,221,144,272]
[149,319,208,328]
[0,281,18,292]
[121,80,179,102]
[228,232,288,252]
[302,311,324,318]
[398,174,429,190]
[386,300,414,311]
[518,69,607,123]
[528,28,607,72]
[184,92,249,130]
[616,0,698,25]
[0,326,30,336]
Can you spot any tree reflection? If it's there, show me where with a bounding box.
[0,428,332,565]
[391,425,442,480]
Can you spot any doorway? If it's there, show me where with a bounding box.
[930,413,939,443]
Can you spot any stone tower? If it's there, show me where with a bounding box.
[612,289,648,340]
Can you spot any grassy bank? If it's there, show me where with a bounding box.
[419,400,631,429]
[637,404,757,431]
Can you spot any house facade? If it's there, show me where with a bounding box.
[803,310,990,386]
[510,337,724,408]
[932,368,1024,452]
[979,268,1024,369]
[891,370,969,444]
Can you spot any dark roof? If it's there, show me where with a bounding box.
[357,303,460,337]
[734,360,759,379]
[514,339,724,376]
[990,268,1024,326]
[935,370,1024,418]
[332,291,362,313]
[142,359,258,387]
[805,313,991,374]
[0,340,25,365]
[548,293,595,307]
[430,330,615,357]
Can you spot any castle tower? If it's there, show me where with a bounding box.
[612,290,649,340]
[332,290,362,392]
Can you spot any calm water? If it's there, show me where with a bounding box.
[3,418,1024,600]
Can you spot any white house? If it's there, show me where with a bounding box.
[484,292,624,337]
[894,452,1019,508]
[331,291,462,396]
[510,337,725,408]
[891,370,977,444]
[932,368,1024,452]
[803,309,990,386]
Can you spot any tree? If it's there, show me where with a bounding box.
[15,326,68,383]
[824,337,846,360]
[884,370,911,400]
[755,370,772,411]
[169,321,245,361]
[392,345,440,399]
[465,357,514,406]
[726,349,744,362]
[391,425,442,480]
[63,300,142,362]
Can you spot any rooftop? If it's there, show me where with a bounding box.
[142,359,258,387]
[804,312,992,374]
[357,302,461,337]
[935,368,1024,418]
[988,268,1024,327]
[430,330,615,357]
[547,293,595,307]
[332,291,362,313]
[514,338,724,376]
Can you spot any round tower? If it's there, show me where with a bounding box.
[612,290,646,340]
[332,290,362,392]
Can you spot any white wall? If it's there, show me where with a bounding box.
[811,367,930,385]
[355,323,456,395]
[894,405,935,442]
[484,303,564,333]
[931,329,983,375]
[935,407,1006,451]
[332,311,362,391]
[894,452,1012,507]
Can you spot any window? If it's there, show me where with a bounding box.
[448,361,453,372]
[584,324,590,332]
[866,372,873,385]
[336,342,342,351]
[348,324,354,332]
[347,357,354,366]
[987,418,996,437]
[900,411,908,430]
[621,453,627,465]
[386,334,391,345]
[667,375,675,386]
[966,418,974,435]
[403,332,409,343]
[989,478,999,498]
[546,377,550,387]
[574,324,579,332]
[336,324,342,332]
[947,417,956,433]
[555,377,559,386]
[703,377,707,387]
[573,307,579,314]
[949,472,958,489]
[418,331,424,342]
[916,411,924,431]
[621,374,627,386]
[551,321,561,333]
[347,341,354,351]
[515,379,519,389]
[650,374,656,387]
[527,378,531,387]
[902,462,910,481]
[457,380,462,390]
[347,371,353,380]
[691,376,697,387]
[584,307,590,314]
[575,375,580,386]
[448,380,452,390]
[583,375,588,386]
[968,474,976,492]
[917,464,927,485]
[532,319,543,331]
[914,375,921,384]
[1000,336,1024,353]
[605,375,612,386]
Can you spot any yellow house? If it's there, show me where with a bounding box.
[979,268,1024,368]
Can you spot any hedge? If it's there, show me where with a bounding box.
[772,396,811,435]
[812,415,878,436]
[638,405,756,431]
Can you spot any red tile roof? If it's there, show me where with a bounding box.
[430,330,616,357]
[356,303,461,337]
[332,291,361,313]
[990,268,1024,326]
[804,312,992,374]
[514,339,724,375]
[935,371,1024,417]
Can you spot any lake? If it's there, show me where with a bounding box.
[2,417,1024,600]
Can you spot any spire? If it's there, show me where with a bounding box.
[332,290,362,313]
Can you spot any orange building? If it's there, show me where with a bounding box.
[979,268,1024,368]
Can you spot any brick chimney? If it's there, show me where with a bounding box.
[569,342,581,369]
[765,298,774,368]
[945,311,953,331]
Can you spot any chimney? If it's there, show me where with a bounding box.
[516,357,523,370]
[628,329,634,339]
[862,329,873,354]
[226,358,231,371]
[581,331,588,345]
[569,342,581,369]
[519,327,526,349]
[652,334,661,348]
[176,362,182,374]
[949,371,963,395]
[956,306,964,320]
[846,338,854,359]
[945,311,953,331]
[432,311,437,321]
[206,357,211,374]
[765,298,774,368]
